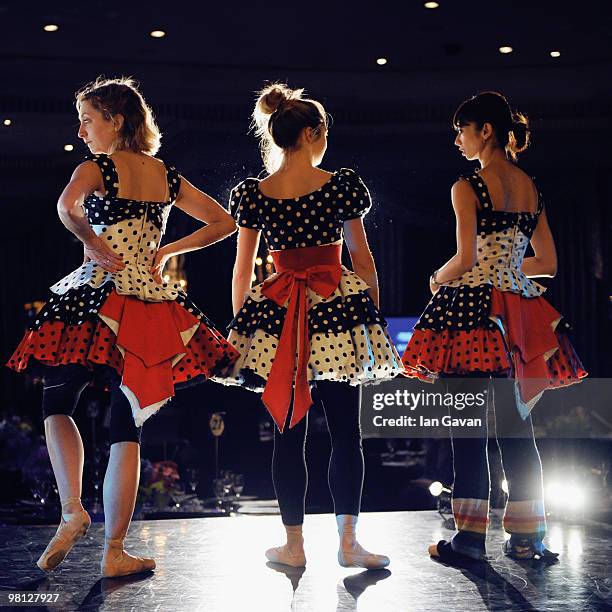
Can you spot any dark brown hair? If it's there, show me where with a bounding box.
[76,76,161,155]
[453,91,530,160]
[252,82,327,173]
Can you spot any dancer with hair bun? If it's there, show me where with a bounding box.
[214,83,403,568]
[7,77,239,577]
[402,91,587,564]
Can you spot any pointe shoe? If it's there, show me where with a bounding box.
[265,545,306,568]
[37,497,91,572]
[336,514,390,570]
[101,538,156,578]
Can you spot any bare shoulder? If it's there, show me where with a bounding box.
[451,178,478,206]
[72,160,103,181]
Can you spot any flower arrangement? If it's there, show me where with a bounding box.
[137,460,181,510]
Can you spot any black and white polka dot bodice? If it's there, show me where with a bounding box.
[50,153,184,301]
[444,172,546,298]
[229,168,371,251]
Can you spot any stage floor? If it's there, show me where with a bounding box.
[0,510,611,611]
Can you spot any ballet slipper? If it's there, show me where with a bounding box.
[265,524,306,568]
[101,537,156,578]
[37,497,91,571]
[429,540,479,566]
[503,538,559,562]
[336,515,390,570]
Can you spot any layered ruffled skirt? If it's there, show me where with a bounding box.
[8,283,239,426]
[212,244,403,430]
[402,283,587,415]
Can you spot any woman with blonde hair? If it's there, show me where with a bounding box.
[214,83,403,568]
[7,77,239,577]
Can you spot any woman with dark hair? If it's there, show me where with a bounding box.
[7,77,239,576]
[214,83,403,568]
[402,91,586,564]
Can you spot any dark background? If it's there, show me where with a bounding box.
[0,1,610,514]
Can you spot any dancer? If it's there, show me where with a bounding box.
[402,91,587,564]
[214,83,403,568]
[7,77,239,576]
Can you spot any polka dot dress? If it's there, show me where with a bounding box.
[402,172,587,408]
[229,169,372,250]
[7,154,240,414]
[213,170,404,390]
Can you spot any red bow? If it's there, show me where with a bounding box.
[261,264,342,431]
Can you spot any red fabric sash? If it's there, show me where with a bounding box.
[99,292,200,410]
[261,244,342,432]
[489,288,561,404]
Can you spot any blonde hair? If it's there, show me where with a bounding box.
[76,76,162,155]
[252,82,327,173]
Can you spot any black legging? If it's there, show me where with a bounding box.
[41,364,141,444]
[271,380,363,526]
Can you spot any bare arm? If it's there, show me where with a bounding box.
[432,180,478,290]
[232,228,261,315]
[151,177,237,282]
[57,162,125,272]
[521,208,557,277]
[343,218,380,309]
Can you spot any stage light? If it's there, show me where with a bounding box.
[251,273,257,282]
[566,484,585,510]
[499,46,514,54]
[429,481,444,496]
[43,24,59,32]
[3,119,11,126]
[424,1,440,8]
[545,480,586,509]
[501,479,509,494]
[150,30,166,38]
[179,279,187,288]
[63,144,74,152]
[376,58,388,66]
[255,257,263,266]
[550,50,561,58]
[266,254,273,263]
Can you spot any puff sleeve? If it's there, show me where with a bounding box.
[229,179,262,230]
[336,168,373,221]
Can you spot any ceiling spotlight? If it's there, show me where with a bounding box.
[43,24,59,32]
[3,119,12,126]
[550,50,561,58]
[424,1,440,7]
[64,144,74,152]
[376,57,388,66]
[499,46,513,54]
[150,30,166,38]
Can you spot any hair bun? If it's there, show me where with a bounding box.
[508,111,530,156]
[256,83,303,116]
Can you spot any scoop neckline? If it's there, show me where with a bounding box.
[255,170,338,201]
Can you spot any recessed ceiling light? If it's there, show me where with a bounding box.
[550,50,561,58]
[64,144,74,152]
[376,58,388,65]
[43,24,59,32]
[150,30,166,38]
[424,1,440,8]
[499,46,513,54]
[3,119,11,126]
